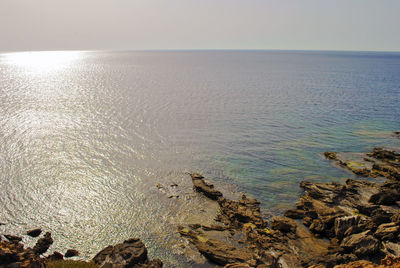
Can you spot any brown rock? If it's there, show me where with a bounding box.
[374,222,400,241]
[334,216,361,241]
[189,173,223,200]
[271,216,297,233]
[341,231,380,257]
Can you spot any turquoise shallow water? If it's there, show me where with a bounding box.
[0,50,399,266]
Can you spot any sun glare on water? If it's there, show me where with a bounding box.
[2,51,84,74]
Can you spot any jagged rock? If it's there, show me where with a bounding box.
[92,238,162,268]
[64,249,79,258]
[4,235,22,242]
[27,229,42,238]
[341,231,380,257]
[374,222,400,241]
[189,173,223,200]
[33,232,53,255]
[334,216,361,241]
[271,216,297,233]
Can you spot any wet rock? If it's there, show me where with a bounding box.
[189,173,223,200]
[4,235,22,242]
[92,238,162,267]
[393,131,400,138]
[341,231,380,257]
[33,232,53,255]
[324,152,337,160]
[27,229,42,238]
[271,216,296,233]
[64,249,79,258]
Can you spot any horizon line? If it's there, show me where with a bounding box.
[1,48,400,54]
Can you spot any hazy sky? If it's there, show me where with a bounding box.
[1,0,399,52]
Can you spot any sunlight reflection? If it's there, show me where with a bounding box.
[3,51,84,73]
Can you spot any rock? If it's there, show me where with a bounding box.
[368,147,400,162]
[46,251,64,261]
[334,216,361,241]
[4,235,22,242]
[369,190,398,205]
[341,231,380,257]
[93,238,162,267]
[324,152,337,160]
[374,222,400,241]
[33,232,53,255]
[224,263,251,268]
[64,249,79,258]
[271,216,297,233]
[189,173,223,200]
[284,209,305,219]
[178,227,256,266]
[0,240,45,267]
[27,229,42,238]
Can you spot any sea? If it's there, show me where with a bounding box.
[0,50,399,266]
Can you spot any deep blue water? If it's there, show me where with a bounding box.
[0,50,399,266]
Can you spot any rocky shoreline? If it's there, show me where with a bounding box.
[176,146,400,267]
[2,135,400,267]
[0,230,162,267]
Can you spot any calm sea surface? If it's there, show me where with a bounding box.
[0,50,400,266]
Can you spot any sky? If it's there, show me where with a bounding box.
[1,0,399,52]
